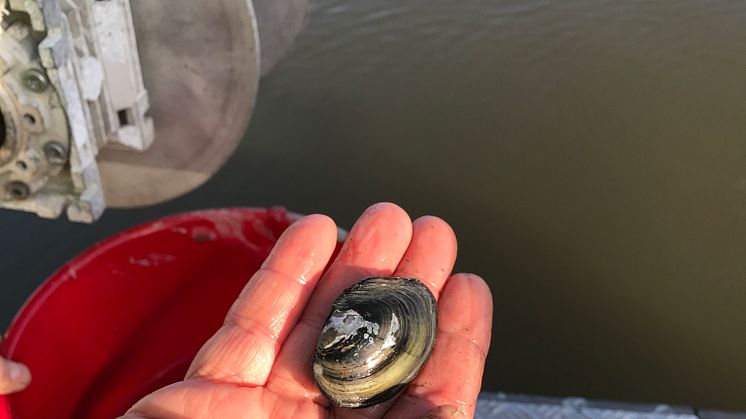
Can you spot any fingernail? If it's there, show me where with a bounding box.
[8,361,30,383]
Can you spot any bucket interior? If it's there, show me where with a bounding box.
[0,208,293,419]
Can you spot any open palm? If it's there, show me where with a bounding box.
[121,203,493,419]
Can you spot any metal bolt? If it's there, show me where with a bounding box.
[44,141,68,164]
[21,69,49,93]
[5,181,30,200]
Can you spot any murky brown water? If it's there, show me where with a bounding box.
[1,0,745,410]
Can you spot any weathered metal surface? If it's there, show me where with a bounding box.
[476,394,746,419]
[253,0,310,75]
[1,0,154,221]
[0,0,308,218]
[0,15,74,219]
[97,0,260,208]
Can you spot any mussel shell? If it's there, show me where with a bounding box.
[312,277,438,408]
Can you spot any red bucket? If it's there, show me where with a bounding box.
[0,208,316,419]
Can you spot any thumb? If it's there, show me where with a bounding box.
[0,357,31,395]
[421,405,468,419]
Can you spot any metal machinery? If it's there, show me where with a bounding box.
[0,0,308,222]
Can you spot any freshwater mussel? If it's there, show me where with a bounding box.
[312,277,438,408]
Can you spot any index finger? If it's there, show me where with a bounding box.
[186,214,339,386]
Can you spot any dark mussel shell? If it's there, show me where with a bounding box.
[312,277,438,408]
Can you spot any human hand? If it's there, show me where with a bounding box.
[0,355,31,395]
[122,203,493,418]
